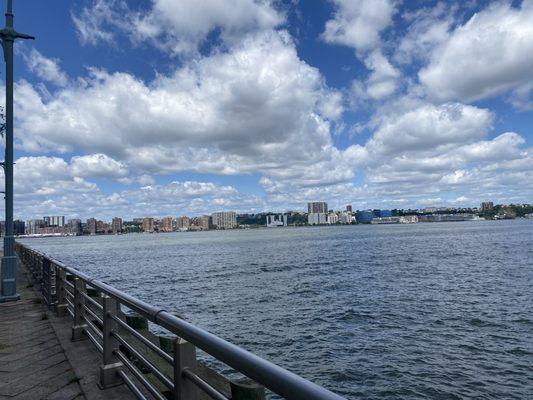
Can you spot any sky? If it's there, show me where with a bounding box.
[1,0,533,220]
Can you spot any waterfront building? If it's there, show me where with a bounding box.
[308,212,327,225]
[160,216,174,232]
[87,218,97,235]
[266,214,287,227]
[176,216,190,231]
[372,217,400,224]
[356,210,374,224]
[307,202,328,214]
[327,213,339,224]
[339,212,352,224]
[373,209,392,218]
[67,219,83,235]
[44,215,65,227]
[481,202,494,211]
[142,217,155,233]
[26,219,45,234]
[112,217,123,234]
[346,205,352,212]
[399,215,419,223]
[190,215,210,231]
[212,212,237,229]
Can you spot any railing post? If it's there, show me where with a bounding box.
[99,295,123,388]
[173,338,198,400]
[71,277,87,341]
[55,268,67,317]
[42,258,51,307]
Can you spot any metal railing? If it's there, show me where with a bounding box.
[16,242,346,400]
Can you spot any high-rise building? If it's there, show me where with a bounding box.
[67,219,82,235]
[212,212,237,229]
[266,214,288,227]
[308,213,327,225]
[160,217,174,232]
[481,202,494,211]
[142,217,154,233]
[307,202,328,214]
[176,216,190,231]
[44,216,65,227]
[87,218,97,235]
[190,216,210,231]
[346,205,353,212]
[26,219,45,234]
[112,217,123,234]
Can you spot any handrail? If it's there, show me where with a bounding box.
[15,241,346,400]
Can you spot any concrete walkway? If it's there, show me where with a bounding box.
[0,268,85,400]
[0,263,134,400]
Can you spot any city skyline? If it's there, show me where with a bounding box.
[0,1,532,220]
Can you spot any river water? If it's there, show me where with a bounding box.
[19,220,533,399]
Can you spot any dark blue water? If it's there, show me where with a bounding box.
[20,220,533,399]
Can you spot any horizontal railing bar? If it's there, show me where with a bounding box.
[83,304,103,326]
[82,315,103,340]
[112,331,174,391]
[115,350,167,400]
[111,314,173,365]
[84,329,103,353]
[66,298,75,310]
[81,291,103,310]
[182,368,228,400]
[65,288,74,299]
[16,243,346,400]
[118,370,148,400]
[64,279,74,290]
[66,307,74,319]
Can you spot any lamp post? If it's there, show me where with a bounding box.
[0,0,33,302]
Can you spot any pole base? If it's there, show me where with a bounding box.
[0,292,20,303]
[1,255,19,301]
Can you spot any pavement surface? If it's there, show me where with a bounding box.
[0,261,134,400]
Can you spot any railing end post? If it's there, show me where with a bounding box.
[173,338,198,400]
[99,295,123,388]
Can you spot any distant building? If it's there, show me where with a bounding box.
[339,212,352,224]
[308,202,328,214]
[212,212,237,229]
[142,217,154,233]
[44,216,65,227]
[308,212,327,225]
[481,202,494,211]
[327,213,339,224]
[112,217,123,234]
[68,219,82,235]
[160,216,174,232]
[176,216,190,231]
[266,214,287,227]
[26,219,45,234]
[346,205,352,212]
[373,209,392,218]
[356,210,374,224]
[190,216,210,231]
[87,218,97,235]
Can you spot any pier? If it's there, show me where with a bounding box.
[0,243,346,400]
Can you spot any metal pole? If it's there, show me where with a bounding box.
[0,0,33,302]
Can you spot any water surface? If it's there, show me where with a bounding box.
[20,220,533,399]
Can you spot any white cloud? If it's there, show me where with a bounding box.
[72,0,284,56]
[321,0,397,53]
[24,49,69,87]
[70,153,128,179]
[363,50,400,100]
[419,0,533,102]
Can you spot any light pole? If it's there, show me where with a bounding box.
[0,0,33,302]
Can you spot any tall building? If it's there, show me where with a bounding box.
[176,216,190,231]
[142,217,154,233]
[266,214,288,227]
[356,210,374,224]
[190,216,210,231]
[212,212,237,229]
[160,217,174,232]
[307,202,328,214]
[87,218,97,235]
[481,202,494,211]
[67,219,82,235]
[44,216,65,227]
[346,205,353,212]
[112,217,123,234]
[308,213,327,225]
[26,219,45,234]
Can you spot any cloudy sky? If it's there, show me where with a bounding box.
[3,0,533,220]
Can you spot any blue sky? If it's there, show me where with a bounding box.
[2,0,533,220]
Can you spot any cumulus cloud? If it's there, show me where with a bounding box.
[24,49,69,87]
[72,0,284,56]
[321,0,396,53]
[419,0,533,103]
[70,153,128,179]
